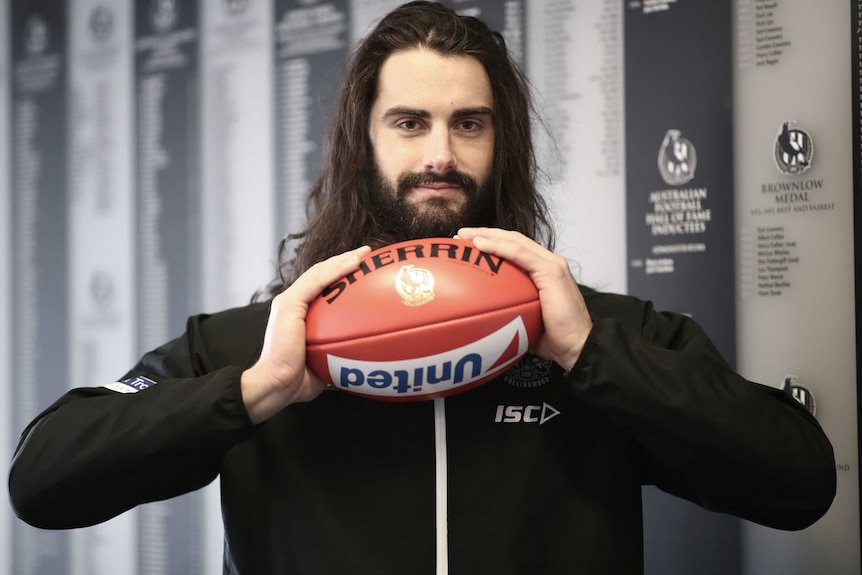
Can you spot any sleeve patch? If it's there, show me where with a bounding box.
[102,376,158,394]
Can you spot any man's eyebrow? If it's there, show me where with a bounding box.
[380,106,494,120]
[452,106,494,118]
[381,107,430,120]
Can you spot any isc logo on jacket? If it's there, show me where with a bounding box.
[494,403,560,425]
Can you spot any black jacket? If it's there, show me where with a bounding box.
[8,288,836,574]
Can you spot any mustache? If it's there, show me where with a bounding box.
[396,171,479,195]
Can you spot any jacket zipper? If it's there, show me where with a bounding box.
[433,397,448,575]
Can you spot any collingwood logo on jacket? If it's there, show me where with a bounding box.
[503,353,552,389]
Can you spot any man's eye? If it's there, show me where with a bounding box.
[397,119,422,131]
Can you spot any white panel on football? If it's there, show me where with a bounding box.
[734,0,859,573]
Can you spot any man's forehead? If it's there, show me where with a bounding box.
[373,48,493,114]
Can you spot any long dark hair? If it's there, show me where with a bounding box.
[266,1,554,296]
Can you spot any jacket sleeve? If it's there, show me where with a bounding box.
[8,310,260,530]
[569,292,836,531]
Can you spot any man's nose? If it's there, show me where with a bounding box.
[424,129,457,175]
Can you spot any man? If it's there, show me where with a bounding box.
[9,3,835,574]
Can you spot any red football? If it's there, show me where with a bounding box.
[305,237,543,401]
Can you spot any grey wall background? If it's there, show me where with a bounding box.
[1,0,857,573]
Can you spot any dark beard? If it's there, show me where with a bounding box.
[368,167,494,241]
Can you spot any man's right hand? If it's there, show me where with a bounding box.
[240,245,371,424]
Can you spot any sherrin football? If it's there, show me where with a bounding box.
[305,237,543,401]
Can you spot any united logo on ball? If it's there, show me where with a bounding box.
[305,238,544,401]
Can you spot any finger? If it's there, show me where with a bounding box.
[458,228,555,273]
[289,245,371,303]
[457,227,541,254]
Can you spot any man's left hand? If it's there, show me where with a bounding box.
[456,227,593,372]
